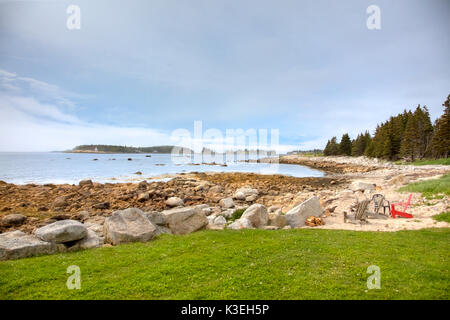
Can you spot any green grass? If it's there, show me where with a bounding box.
[1,228,449,300]
[230,208,246,221]
[394,158,450,166]
[398,174,450,199]
[399,173,450,198]
[433,212,450,223]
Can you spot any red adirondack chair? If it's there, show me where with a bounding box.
[390,194,413,218]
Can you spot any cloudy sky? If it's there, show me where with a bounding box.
[0,0,449,152]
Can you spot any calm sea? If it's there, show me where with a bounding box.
[0,152,324,185]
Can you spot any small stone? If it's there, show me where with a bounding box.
[166,197,184,207]
[1,214,27,227]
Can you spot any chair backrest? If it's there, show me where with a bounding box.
[355,199,371,220]
[403,194,412,211]
[372,194,385,213]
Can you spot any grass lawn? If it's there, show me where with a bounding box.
[394,158,450,166]
[398,173,450,199]
[1,228,449,300]
[433,212,450,223]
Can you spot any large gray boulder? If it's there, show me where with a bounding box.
[34,220,87,243]
[240,204,268,228]
[104,208,158,245]
[162,206,208,235]
[285,196,323,228]
[0,230,65,261]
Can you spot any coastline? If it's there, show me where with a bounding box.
[0,156,449,235]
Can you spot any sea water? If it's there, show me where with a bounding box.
[0,152,324,185]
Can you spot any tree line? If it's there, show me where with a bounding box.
[323,94,449,160]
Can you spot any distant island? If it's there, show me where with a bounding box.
[66,144,278,156]
[67,145,193,154]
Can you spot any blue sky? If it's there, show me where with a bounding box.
[0,0,449,152]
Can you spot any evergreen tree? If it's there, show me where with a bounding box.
[324,137,339,156]
[339,133,352,156]
[429,95,450,158]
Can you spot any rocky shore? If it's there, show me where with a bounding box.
[1,156,449,260]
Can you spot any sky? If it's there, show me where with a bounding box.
[0,0,449,152]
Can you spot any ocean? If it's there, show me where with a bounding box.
[0,152,324,185]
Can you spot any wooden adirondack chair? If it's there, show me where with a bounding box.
[390,194,413,218]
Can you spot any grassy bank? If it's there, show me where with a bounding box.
[394,158,450,166]
[398,173,450,199]
[1,228,449,300]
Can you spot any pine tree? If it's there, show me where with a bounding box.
[324,137,339,155]
[429,95,450,158]
[400,113,417,161]
[339,133,352,156]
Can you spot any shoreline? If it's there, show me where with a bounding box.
[1,156,449,235]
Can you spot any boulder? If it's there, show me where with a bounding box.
[104,208,157,245]
[1,213,27,227]
[52,196,69,208]
[145,211,167,226]
[79,179,93,187]
[69,229,104,251]
[213,215,227,226]
[165,197,184,207]
[0,230,65,261]
[285,196,323,228]
[219,197,235,208]
[268,213,287,228]
[240,204,268,228]
[234,187,258,200]
[138,192,150,202]
[233,191,246,200]
[162,206,208,235]
[34,220,87,243]
[245,194,258,202]
[349,181,376,192]
[227,217,253,230]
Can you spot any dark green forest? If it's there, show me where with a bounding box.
[323,95,450,161]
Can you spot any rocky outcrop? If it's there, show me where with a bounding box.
[162,206,207,235]
[34,220,87,243]
[285,196,323,228]
[104,208,158,245]
[0,230,65,260]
